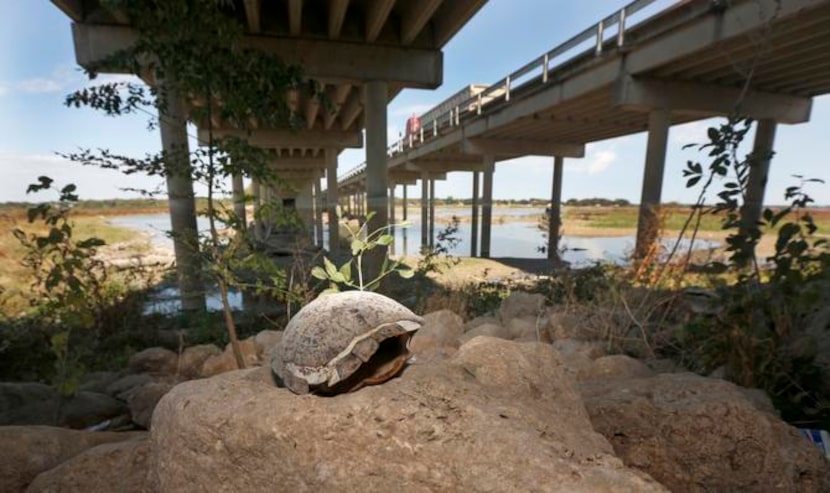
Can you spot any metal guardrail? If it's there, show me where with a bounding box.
[339,0,681,185]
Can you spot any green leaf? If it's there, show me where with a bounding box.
[323,257,338,278]
[339,261,352,283]
[376,234,393,246]
[320,286,340,296]
[397,268,414,279]
[311,266,327,280]
[351,239,366,256]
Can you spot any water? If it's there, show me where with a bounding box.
[111,209,718,266]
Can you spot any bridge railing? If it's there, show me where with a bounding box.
[387,0,683,158]
[341,0,684,186]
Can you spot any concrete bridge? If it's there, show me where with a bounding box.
[332,0,829,261]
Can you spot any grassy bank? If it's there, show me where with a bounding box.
[0,211,148,316]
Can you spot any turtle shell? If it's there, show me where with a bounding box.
[272,291,423,395]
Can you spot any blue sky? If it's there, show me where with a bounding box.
[2,1,828,205]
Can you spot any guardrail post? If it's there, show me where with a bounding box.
[617,8,627,48]
[542,53,550,83]
[433,119,438,136]
[595,20,605,56]
[455,105,460,125]
[505,76,511,102]
[477,93,483,115]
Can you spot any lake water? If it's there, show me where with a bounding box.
[110,209,718,266]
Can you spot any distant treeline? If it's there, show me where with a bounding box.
[395,197,632,207]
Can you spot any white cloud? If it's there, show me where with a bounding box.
[671,121,709,146]
[0,84,8,96]
[16,77,63,93]
[567,149,617,175]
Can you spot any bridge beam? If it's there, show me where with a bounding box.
[72,23,444,88]
[199,128,363,149]
[614,77,812,124]
[404,161,484,173]
[463,138,586,158]
[635,108,671,260]
[429,178,436,249]
[480,155,496,259]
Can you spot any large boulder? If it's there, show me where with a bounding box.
[128,382,175,429]
[458,322,511,345]
[128,347,178,376]
[409,309,464,354]
[177,344,222,379]
[151,337,664,492]
[253,330,283,360]
[106,374,154,401]
[26,436,154,493]
[0,426,144,492]
[0,383,125,429]
[200,337,259,377]
[580,372,830,492]
[577,355,655,382]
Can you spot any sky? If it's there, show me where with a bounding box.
[1,1,828,205]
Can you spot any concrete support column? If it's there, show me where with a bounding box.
[158,84,204,311]
[364,81,389,275]
[232,173,246,229]
[251,180,262,240]
[635,108,671,260]
[548,156,564,261]
[471,171,480,257]
[429,178,436,248]
[421,172,429,248]
[741,119,777,238]
[389,183,396,224]
[313,177,324,246]
[481,155,495,259]
[402,185,408,221]
[325,149,339,253]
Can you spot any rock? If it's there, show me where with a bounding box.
[0,426,144,493]
[200,337,259,377]
[106,373,155,401]
[498,292,545,322]
[0,383,60,426]
[128,347,178,376]
[507,316,541,341]
[177,344,221,379]
[463,315,500,332]
[151,337,665,492]
[409,310,464,354]
[60,391,127,429]
[643,358,685,374]
[27,436,154,493]
[553,339,605,378]
[128,382,174,429]
[457,322,511,344]
[78,371,120,394]
[253,330,283,360]
[547,310,589,340]
[0,383,125,429]
[580,372,830,492]
[578,355,655,382]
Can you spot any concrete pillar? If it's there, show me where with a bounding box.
[313,177,324,246]
[634,108,671,260]
[421,172,429,248]
[741,119,777,239]
[389,183,396,224]
[429,178,436,248]
[325,149,339,253]
[251,180,262,240]
[402,185,408,221]
[232,173,246,228]
[548,156,564,261]
[364,81,389,278]
[158,85,204,311]
[471,171,480,257]
[481,155,495,258]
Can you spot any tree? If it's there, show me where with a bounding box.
[64,0,315,368]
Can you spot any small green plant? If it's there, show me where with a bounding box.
[12,177,109,396]
[311,208,413,293]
